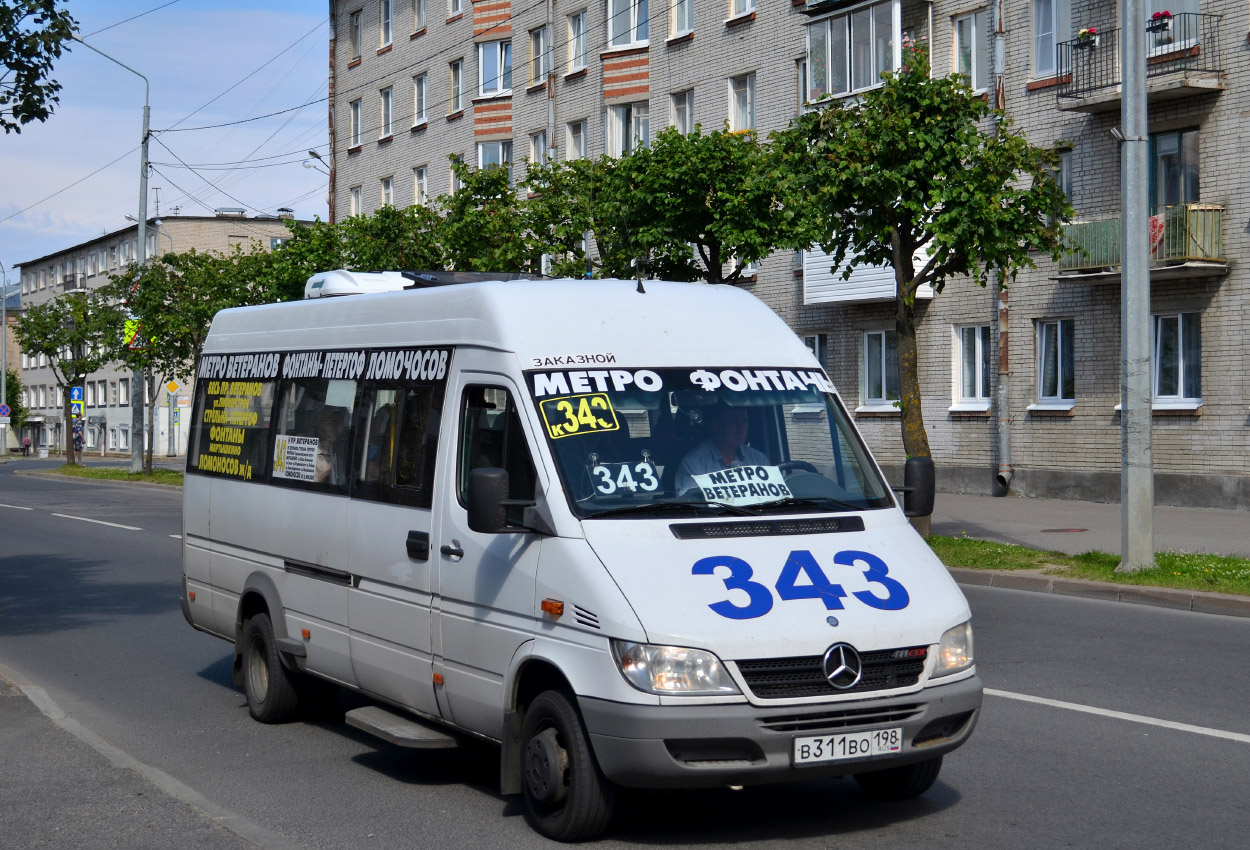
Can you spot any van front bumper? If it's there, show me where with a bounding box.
[579,674,981,789]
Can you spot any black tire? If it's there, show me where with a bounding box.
[853,755,943,800]
[520,690,615,841]
[240,613,301,723]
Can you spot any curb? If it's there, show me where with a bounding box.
[950,567,1250,619]
[13,468,183,492]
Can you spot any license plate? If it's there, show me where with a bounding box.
[793,727,903,765]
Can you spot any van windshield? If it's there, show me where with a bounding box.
[525,367,895,519]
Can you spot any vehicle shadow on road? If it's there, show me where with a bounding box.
[0,554,172,636]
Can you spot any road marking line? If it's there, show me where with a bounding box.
[0,503,34,510]
[51,513,143,531]
[987,688,1250,744]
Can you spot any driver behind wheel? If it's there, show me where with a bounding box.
[674,404,769,492]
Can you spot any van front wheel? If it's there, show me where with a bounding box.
[520,690,615,841]
[853,755,943,800]
[241,613,301,724]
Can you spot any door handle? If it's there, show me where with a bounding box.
[440,541,464,559]
[406,530,430,561]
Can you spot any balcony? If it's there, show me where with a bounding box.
[61,275,85,292]
[1055,15,1223,112]
[1057,203,1227,283]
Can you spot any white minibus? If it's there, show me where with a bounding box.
[181,270,981,840]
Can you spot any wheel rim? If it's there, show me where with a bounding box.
[525,726,569,807]
[246,633,269,703]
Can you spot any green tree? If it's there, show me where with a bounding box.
[439,157,537,272]
[3,365,27,434]
[12,291,119,463]
[775,43,1070,528]
[1,0,78,133]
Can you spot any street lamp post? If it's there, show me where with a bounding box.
[1,260,10,455]
[73,35,149,474]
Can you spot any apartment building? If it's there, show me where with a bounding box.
[14,212,301,456]
[327,0,1250,509]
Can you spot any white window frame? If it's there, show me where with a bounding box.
[350,185,363,216]
[1152,312,1201,406]
[350,99,362,146]
[729,73,755,131]
[380,175,394,206]
[671,89,694,133]
[566,120,587,159]
[380,0,394,46]
[413,73,428,125]
[953,324,993,410]
[530,26,550,83]
[1035,318,1075,406]
[412,0,427,31]
[450,0,463,14]
[530,130,549,163]
[119,380,130,407]
[672,0,693,36]
[449,59,464,112]
[450,156,463,192]
[1032,0,1070,78]
[478,40,513,96]
[608,0,649,48]
[349,9,362,59]
[413,165,429,204]
[478,140,513,173]
[731,0,755,18]
[379,86,394,137]
[862,329,900,409]
[953,8,988,93]
[608,102,649,157]
[568,11,588,71]
[806,0,900,101]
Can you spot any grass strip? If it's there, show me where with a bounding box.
[929,534,1250,597]
[48,464,184,486]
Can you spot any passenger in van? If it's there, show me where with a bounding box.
[674,404,769,492]
[315,408,348,487]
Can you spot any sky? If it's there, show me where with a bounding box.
[1,0,329,289]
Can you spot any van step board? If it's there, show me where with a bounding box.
[345,706,459,749]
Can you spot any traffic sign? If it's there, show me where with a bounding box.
[71,400,83,418]
[172,409,180,425]
[166,379,181,395]
[0,416,9,426]
[70,386,83,402]
[0,403,10,417]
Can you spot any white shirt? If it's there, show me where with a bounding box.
[675,439,770,493]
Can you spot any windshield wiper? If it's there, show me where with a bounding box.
[738,496,865,514]
[588,500,759,519]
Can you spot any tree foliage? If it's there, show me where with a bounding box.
[775,43,1071,489]
[0,0,77,133]
[3,365,27,432]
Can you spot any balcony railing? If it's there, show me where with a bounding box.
[1056,14,1222,104]
[1059,203,1224,273]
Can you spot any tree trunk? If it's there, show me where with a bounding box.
[62,392,76,465]
[895,284,932,538]
[145,375,159,474]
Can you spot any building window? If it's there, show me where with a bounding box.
[1036,318,1074,403]
[350,185,363,216]
[478,140,513,175]
[608,0,649,47]
[957,325,992,402]
[1149,128,1199,214]
[350,99,362,146]
[349,9,362,59]
[479,40,513,96]
[413,73,428,124]
[379,87,393,137]
[732,0,755,17]
[672,0,693,36]
[449,59,464,111]
[119,380,130,407]
[380,0,393,46]
[729,73,755,131]
[1058,149,1073,200]
[954,9,988,92]
[381,176,394,206]
[608,102,649,157]
[671,89,693,133]
[413,166,429,204]
[1032,0,1069,78]
[797,58,809,110]
[450,0,463,14]
[530,130,549,163]
[807,0,896,100]
[568,11,588,70]
[412,0,426,31]
[566,120,586,159]
[1154,313,1200,403]
[530,26,550,82]
[864,330,900,406]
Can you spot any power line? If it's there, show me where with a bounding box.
[82,0,184,38]
[0,146,139,225]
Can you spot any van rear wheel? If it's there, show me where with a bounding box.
[241,612,301,723]
[853,755,943,800]
[521,689,615,841]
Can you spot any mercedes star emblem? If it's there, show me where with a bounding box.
[822,643,863,690]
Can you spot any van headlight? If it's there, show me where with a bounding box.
[931,621,974,678]
[611,640,741,695]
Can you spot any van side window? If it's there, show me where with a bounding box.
[272,378,357,492]
[458,386,537,519]
[188,376,278,481]
[352,383,444,508]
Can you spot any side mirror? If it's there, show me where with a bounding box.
[901,456,936,518]
[467,468,510,533]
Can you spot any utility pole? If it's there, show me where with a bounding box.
[1,261,10,456]
[1118,0,1155,571]
[72,36,150,474]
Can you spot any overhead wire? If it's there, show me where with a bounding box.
[82,0,184,38]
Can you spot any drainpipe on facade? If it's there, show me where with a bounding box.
[327,0,337,224]
[990,0,1012,494]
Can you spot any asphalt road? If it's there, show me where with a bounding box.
[1,466,1247,849]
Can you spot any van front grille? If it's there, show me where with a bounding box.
[756,703,925,734]
[735,647,927,699]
